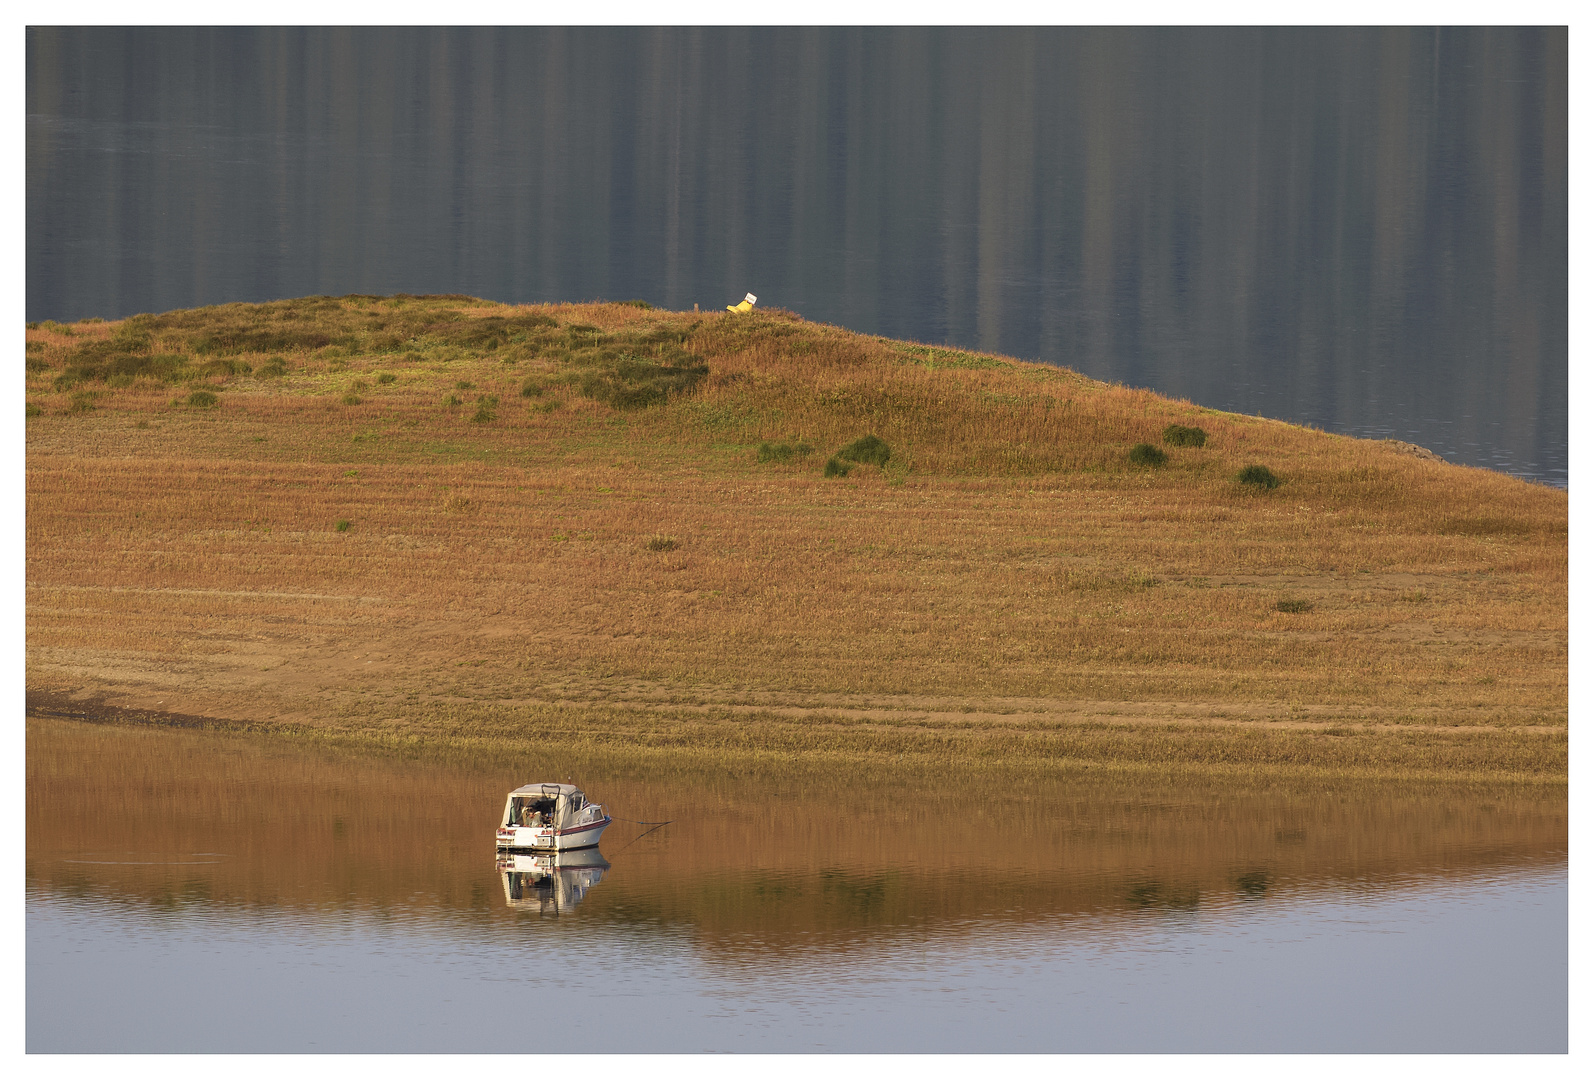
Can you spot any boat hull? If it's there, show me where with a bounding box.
[495,816,611,852]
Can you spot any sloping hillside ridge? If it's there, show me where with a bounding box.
[24,296,1567,781]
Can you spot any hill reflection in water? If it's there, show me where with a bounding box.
[27,717,1565,950]
[26,718,1567,1051]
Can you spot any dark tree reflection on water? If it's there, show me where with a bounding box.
[25,27,1566,484]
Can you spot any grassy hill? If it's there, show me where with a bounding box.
[24,295,1568,782]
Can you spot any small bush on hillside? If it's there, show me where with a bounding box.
[837,434,891,466]
[56,343,191,387]
[1238,465,1280,489]
[184,390,218,408]
[579,357,708,410]
[1276,598,1313,614]
[758,441,795,463]
[1163,423,1207,447]
[26,403,41,418]
[521,378,544,397]
[256,357,288,377]
[335,519,351,532]
[200,358,252,377]
[1129,443,1167,466]
[472,394,499,423]
[375,372,396,385]
[341,393,363,406]
[646,534,677,551]
[823,457,853,478]
[441,393,462,407]
[455,380,474,390]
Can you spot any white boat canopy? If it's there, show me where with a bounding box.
[508,783,585,798]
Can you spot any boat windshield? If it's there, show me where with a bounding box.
[511,796,558,826]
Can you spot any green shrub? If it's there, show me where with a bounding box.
[56,345,191,387]
[1238,465,1280,489]
[455,380,474,390]
[341,393,362,406]
[1163,423,1207,447]
[1128,443,1167,466]
[823,457,853,478]
[758,441,795,464]
[837,434,891,466]
[184,390,218,408]
[645,534,677,551]
[335,519,351,532]
[1276,598,1313,614]
[579,357,708,410]
[200,358,252,377]
[26,402,41,418]
[375,371,396,385]
[472,394,500,423]
[256,357,288,377]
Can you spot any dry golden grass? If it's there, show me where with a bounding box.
[25,297,1567,781]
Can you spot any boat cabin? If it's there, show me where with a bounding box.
[500,783,593,831]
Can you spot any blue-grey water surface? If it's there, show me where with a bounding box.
[25,718,1568,1053]
[25,27,1566,486]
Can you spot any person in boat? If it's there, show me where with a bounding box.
[517,799,552,827]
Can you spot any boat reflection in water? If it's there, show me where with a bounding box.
[497,848,611,915]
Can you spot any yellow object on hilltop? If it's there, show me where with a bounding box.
[727,292,757,313]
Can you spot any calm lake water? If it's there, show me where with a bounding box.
[26,718,1567,1053]
[25,27,1566,486]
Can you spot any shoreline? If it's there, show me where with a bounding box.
[26,691,1567,791]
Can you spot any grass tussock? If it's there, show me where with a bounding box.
[837,434,891,467]
[471,395,499,423]
[1237,464,1279,489]
[1129,443,1167,466]
[757,441,813,464]
[1163,423,1208,447]
[23,296,1566,782]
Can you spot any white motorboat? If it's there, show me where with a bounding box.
[495,782,611,852]
[497,847,610,914]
